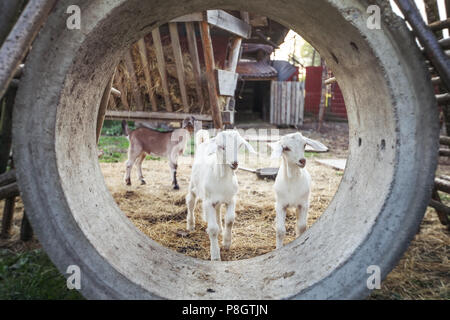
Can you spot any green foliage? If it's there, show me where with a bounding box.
[300,42,321,67]
[0,249,84,300]
[101,120,135,136]
[98,136,129,163]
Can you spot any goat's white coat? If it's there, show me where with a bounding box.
[186,130,255,261]
[270,132,327,248]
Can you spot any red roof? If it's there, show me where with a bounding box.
[236,60,278,80]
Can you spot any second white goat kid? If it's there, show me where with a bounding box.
[186,130,256,261]
[269,132,327,249]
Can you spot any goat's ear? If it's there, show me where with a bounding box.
[304,137,328,152]
[269,141,283,159]
[206,141,218,155]
[239,137,257,154]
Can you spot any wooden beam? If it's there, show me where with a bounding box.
[96,72,115,143]
[200,21,223,129]
[0,85,16,174]
[325,77,337,85]
[111,87,121,97]
[205,10,252,39]
[152,28,173,112]
[1,197,15,239]
[105,110,212,122]
[0,169,16,187]
[440,135,450,146]
[137,39,158,111]
[0,182,19,200]
[216,69,239,96]
[123,49,145,111]
[185,22,205,111]
[435,177,450,194]
[169,23,190,112]
[170,12,203,22]
[429,18,450,31]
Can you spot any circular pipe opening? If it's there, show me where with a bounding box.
[13,0,438,299]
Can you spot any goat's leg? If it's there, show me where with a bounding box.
[169,161,179,190]
[205,201,221,261]
[124,152,138,186]
[222,198,236,250]
[136,153,146,185]
[296,202,309,237]
[216,204,222,234]
[186,189,196,231]
[275,202,287,249]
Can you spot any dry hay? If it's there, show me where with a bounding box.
[110,33,228,114]
[100,153,343,261]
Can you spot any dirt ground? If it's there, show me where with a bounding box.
[1,122,448,299]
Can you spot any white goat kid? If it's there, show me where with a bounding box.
[186,130,256,261]
[269,132,327,249]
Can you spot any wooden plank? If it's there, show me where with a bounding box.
[0,85,15,174]
[281,82,287,124]
[205,10,251,39]
[169,23,190,112]
[123,49,145,111]
[435,177,450,193]
[170,12,203,22]
[137,38,157,111]
[216,69,239,96]
[0,169,16,187]
[200,21,223,129]
[0,182,19,200]
[96,72,115,143]
[185,22,205,111]
[105,110,212,122]
[1,197,15,238]
[316,159,345,170]
[270,81,274,124]
[286,81,291,125]
[152,28,173,112]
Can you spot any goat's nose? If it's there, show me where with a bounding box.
[232,161,238,168]
[299,158,306,166]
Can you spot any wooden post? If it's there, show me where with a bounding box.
[96,71,115,143]
[123,49,145,111]
[152,28,173,112]
[185,22,205,111]
[1,197,15,238]
[317,59,327,132]
[169,23,190,112]
[0,86,16,172]
[0,84,17,239]
[200,21,223,129]
[137,38,157,111]
[20,211,33,242]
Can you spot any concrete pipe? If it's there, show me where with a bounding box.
[12,0,438,299]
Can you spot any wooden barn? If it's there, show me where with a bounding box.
[101,10,306,129]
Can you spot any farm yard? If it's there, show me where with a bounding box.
[1,1,450,301]
[1,121,448,299]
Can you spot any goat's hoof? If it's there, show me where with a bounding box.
[125,179,131,186]
[211,256,221,261]
[222,244,231,251]
[140,180,146,185]
[186,224,195,232]
[173,184,180,190]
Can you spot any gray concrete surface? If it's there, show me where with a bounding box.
[12,0,439,299]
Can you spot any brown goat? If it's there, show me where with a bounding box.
[122,117,195,189]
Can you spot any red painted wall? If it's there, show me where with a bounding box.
[304,66,347,119]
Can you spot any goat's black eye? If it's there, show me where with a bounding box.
[283,146,290,152]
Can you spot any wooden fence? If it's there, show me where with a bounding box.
[270,81,304,126]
